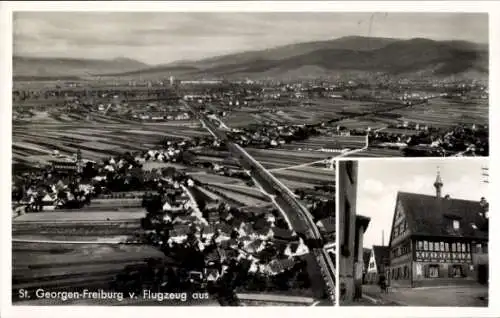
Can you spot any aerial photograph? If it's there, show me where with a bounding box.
[11,11,487,306]
[338,159,489,306]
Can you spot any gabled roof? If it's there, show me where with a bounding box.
[372,245,390,270]
[396,191,488,240]
[272,227,298,241]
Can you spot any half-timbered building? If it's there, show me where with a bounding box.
[388,171,489,287]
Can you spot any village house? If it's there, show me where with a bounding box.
[366,245,390,284]
[317,216,336,242]
[387,171,489,288]
[362,248,372,284]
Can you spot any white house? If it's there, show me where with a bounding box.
[284,238,310,257]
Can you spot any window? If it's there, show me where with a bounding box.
[457,243,462,252]
[476,243,482,253]
[452,243,456,252]
[453,220,460,230]
[471,223,478,230]
[404,266,409,279]
[424,241,429,251]
[418,241,423,250]
[440,242,445,252]
[429,265,439,278]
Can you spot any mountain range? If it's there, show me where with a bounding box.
[13,36,489,81]
[13,56,148,80]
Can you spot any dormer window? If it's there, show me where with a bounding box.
[453,220,460,230]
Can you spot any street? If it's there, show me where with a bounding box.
[361,284,488,307]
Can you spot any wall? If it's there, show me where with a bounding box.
[388,238,413,287]
[412,261,476,287]
[338,161,358,302]
[354,226,365,298]
[388,255,412,287]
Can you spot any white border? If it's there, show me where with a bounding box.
[2,1,499,318]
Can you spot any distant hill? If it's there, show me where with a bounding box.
[13,36,489,81]
[107,36,488,81]
[13,56,149,79]
[168,36,401,70]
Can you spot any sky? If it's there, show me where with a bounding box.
[13,12,488,65]
[356,158,489,249]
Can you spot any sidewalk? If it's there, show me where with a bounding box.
[362,284,488,307]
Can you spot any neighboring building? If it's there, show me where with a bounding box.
[339,161,371,303]
[366,245,390,284]
[317,216,336,242]
[362,248,372,284]
[387,170,489,288]
[50,159,78,173]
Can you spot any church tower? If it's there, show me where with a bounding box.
[434,167,443,199]
[76,149,83,174]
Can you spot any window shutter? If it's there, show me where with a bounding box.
[424,264,429,278]
[448,265,453,278]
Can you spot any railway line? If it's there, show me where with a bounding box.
[182,100,336,303]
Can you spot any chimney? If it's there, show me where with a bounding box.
[434,167,443,199]
[382,230,384,246]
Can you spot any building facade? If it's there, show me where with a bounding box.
[388,171,489,288]
[339,161,371,302]
[366,245,390,284]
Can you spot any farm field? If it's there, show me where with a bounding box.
[225,97,488,135]
[192,172,246,185]
[246,148,332,169]
[12,242,169,304]
[224,99,382,127]
[14,210,145,222]
[141,161,188,171]
[377,128,423,136]
[204,185,270,207]
[393,99,488,128]
[12,111,210,165]
[345,147,404,157]
[12,220,142,239]
[272,166,334,186]
[284,135,367,151]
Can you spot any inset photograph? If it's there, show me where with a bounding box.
[338,159,488,306]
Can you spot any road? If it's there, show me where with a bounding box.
[182,100,336,303]
[361,284,488,307]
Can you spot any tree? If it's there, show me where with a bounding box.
[12,186,24,202]
[82,162,98,180]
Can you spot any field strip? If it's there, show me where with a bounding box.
[12,238,130,244]
[269,159,326,172]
